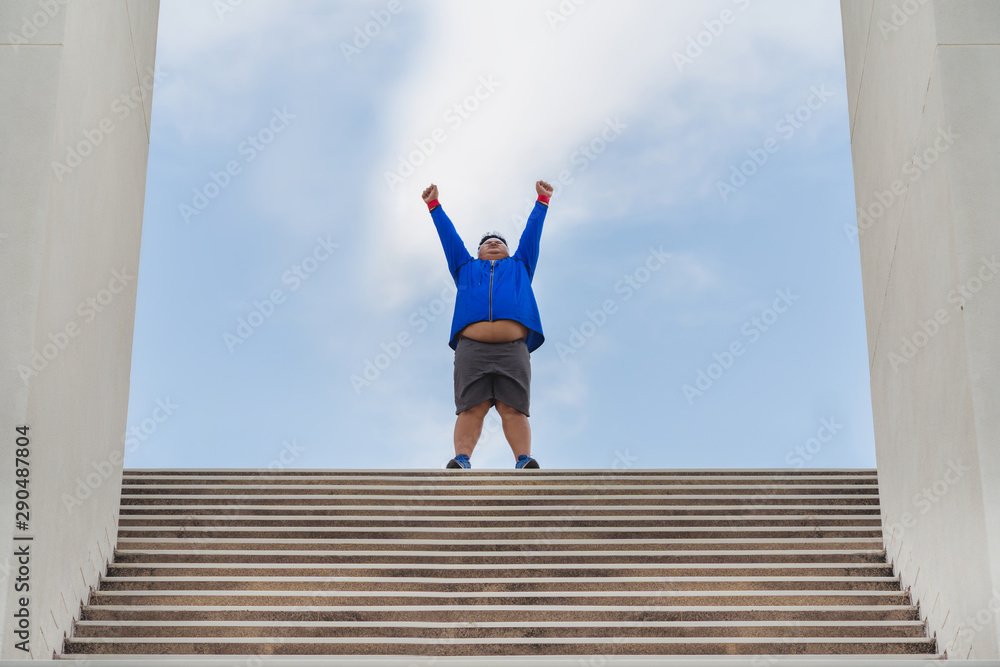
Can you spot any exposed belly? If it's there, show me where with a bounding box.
[459,319,529,343]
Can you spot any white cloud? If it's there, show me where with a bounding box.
[362,0,845,313]
[661,251,722,297]
[150,0,845,317]
[153,1,363,143]
[134,0,875,471]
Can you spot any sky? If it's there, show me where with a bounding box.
[124,0,876,471]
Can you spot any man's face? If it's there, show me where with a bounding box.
[478,238,509,260]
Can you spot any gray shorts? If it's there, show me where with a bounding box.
[454,336,531,417]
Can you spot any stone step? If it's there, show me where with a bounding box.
[61,469,934,658]
[113,537,888,551]
[60,636,937,656]
[119,475,879,487]
[86,590,913,606]
[111,548,891,564]
[79,604,922,622]
[105,563,896,578]
[114,527,885,541]
[55,654,947,662]
[118,485,880,497]
[122,469,878,478]
[70,619,929,639]
[119,494,881,506]
[116,514,883,528]
[95,575,905,593]
[122,468,880,472]
[119,503,882,516]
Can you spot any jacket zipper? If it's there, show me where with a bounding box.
[489,259,495,320]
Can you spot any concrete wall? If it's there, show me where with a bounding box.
[840,0,1000,659]
[0,0,159,658]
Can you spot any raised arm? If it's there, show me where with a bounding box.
[513,180,553,280]
[423,183,473,277]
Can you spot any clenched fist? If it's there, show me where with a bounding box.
[422,184,438,204]
[536,180,553,198]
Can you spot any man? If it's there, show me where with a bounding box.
[422,180,553,469]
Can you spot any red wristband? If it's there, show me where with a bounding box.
[537,194,551,205]
[426,199,440,211]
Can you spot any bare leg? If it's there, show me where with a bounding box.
[496,401,530,459]
[454,400,491,457]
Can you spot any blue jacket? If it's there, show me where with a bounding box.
[430,200,548,352]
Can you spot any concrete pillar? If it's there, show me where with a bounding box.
[0,0,159,658]
[840,0,1000,659]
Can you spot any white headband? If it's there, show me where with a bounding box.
[479,236,507,249]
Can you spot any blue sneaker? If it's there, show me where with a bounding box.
[515,455,539,469]
[446,453,471,469]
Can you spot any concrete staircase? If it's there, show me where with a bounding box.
[58,469,941,659]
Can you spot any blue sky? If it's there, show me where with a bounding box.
[125,0,875,471]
